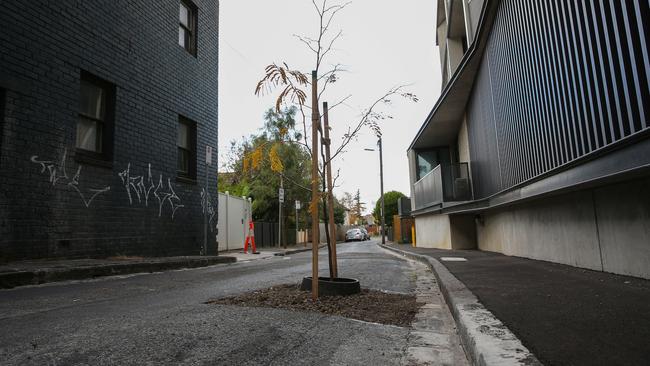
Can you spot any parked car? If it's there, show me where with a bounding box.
[360,228,370,240]
[345,228,365,242]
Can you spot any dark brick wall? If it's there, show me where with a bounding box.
[0,0,219,261]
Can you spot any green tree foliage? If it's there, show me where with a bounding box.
[333,202,346,225]
[316,197,346,225]
[373,191,406,227]
[221,107,312,224]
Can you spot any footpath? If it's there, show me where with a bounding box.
[223,244,325,263]
[382,243,650,366]
[0,245,320,290]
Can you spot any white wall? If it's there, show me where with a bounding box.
[216,193,248,251]
[415,214,452,249]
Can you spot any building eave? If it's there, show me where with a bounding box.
[408,0,500,151]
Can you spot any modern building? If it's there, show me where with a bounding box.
[408,0,650,278]
[0,1,219,260]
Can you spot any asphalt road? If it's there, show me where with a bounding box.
[0,240,419,365]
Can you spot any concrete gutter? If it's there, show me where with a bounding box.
[0,256,236,289]
[380,244,542,366]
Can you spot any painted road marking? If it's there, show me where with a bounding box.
[440,257,467,262]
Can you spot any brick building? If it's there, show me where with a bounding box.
[0,0,219,260]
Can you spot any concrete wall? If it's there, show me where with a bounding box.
[415,213,476,250]
[593,178,650,279]
[437,21,448,70]
[464,0,485,41]
[447,38,465,75]
[477,192,603,271]
[408,150,417,211]
[449,214,477,250]
[457,117,471,163]
[415,214,452,249]
[477,177,650,279]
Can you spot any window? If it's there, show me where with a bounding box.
[177,116,196,179]
[76,72,114,161]
[416,148,451,180]
[178,0,197,55]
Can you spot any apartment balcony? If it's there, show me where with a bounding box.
[413,162,472,211]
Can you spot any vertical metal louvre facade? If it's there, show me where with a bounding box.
[466,0,650,199]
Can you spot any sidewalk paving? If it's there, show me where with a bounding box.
[0,244,325,290]
[0,255,235,289]
[385,243,650,366]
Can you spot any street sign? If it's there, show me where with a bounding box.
[295,200,301,209]
[205,145,213,166]
[279,188,284,203]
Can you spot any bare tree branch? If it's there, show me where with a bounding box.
[328,85,416,163]
[332,168,341,189]
[293,34,318,54]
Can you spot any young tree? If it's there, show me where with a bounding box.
[254,0,417,293]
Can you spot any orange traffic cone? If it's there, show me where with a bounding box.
[243,220,259,254]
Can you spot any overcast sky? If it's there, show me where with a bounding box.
[218,0,442,214]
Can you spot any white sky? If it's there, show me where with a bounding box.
[218,0,442,214]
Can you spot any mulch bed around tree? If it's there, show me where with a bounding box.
[207,284,422,327]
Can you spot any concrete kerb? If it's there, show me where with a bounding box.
[273,244,327,256]
[380,244,542,366]
[0,256,236,289]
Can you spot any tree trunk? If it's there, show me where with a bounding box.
[322,102,338,278]
[310,71,320,300]
[321,179,334,280]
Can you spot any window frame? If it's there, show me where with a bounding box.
[177,116,197,181]
[179,0,198,56]
[76,71,115,165]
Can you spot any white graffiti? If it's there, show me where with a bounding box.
[154,175,184,219]
[69,166,111,208]
[30,148,111,208]
[31,148,70,186]
[201,188,216,230]
[119,163,184,220]
[118,163,154,206]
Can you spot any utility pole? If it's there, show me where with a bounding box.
[295,200,301,246]
[204,145,213,256]
[310,70,320,300]
[379,137,385,245]
[279,175,284,248]
[225,191,230,251]
[322,102,338,278]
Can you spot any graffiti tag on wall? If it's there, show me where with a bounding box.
[28,150,212,222]
[201,188,216,231]
[30,148,111,208]
[118,163,184,220]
